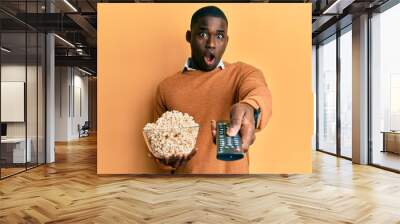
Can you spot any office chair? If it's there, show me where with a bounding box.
[79,121,90,138]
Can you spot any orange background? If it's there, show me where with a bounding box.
[97,3,312,174]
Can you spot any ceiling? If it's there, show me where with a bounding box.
[0,0,394,75]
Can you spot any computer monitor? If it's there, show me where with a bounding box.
[1,123,7,137]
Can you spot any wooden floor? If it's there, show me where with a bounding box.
[1,135,400,223]
[0,167,26,178]
[373,150,400,171]
[1,163,45,178]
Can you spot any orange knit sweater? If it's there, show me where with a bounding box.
[154,61,272,174]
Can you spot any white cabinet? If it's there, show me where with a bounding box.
[1,138,32,163]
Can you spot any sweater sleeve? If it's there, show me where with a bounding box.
[237,66,272,131]
[154,83,167,122]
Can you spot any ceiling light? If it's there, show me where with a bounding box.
[1,47,11,53]
[322,0,355,15]
[78,67,93,76]
[63,0,78,12]
[54,34,75,48]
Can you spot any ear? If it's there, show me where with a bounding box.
[226,35,229,44]
[186,30,191,43]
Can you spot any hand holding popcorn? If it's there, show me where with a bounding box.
[143,110,199,170]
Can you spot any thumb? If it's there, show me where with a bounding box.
[227,104,245,136]
[227,118,241,136]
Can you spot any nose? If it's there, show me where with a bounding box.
[206,36,216,49]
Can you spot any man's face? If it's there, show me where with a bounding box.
[186,16,228,71]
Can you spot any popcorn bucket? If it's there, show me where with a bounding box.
[143,126,200,160]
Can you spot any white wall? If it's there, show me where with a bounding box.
[55,66,70,141]
[72,73,89,138]
[55,67,89,141]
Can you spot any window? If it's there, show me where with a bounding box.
[371,2,400,171]
[317,35,337,154]
[339,28,352,158]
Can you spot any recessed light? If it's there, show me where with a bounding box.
[54,34,75,48]
[63,0,78,12]
[77,67,93,76]
[1,47,11,53]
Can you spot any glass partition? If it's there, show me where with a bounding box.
[0,1,46,179]
[1,30,28,177]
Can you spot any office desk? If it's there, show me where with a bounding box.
[1,138,32,164]
[381,131,400,154]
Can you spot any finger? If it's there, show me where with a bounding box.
[162,165,175,171]
[180,153,189,167]
[178,154,185,168]
[155,158,175,171]
[168,154,177,167]
[187,147,198,161]
[174,154,183,168]
[228,106,245,136]
[240,123,254,153]
[211,120,217,144]
[166,153,173,167]
[164,155,171,166]
[187,148,197,160]
[241,110,256,151]
[181,148,197,167]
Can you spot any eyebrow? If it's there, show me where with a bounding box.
[198,27,226,32]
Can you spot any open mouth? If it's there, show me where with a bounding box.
[203,52,216,66]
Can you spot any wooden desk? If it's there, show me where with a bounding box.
[381,131,400,154]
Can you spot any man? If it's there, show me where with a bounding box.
[152,5,272,174]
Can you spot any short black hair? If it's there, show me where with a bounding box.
[190,6,228,29]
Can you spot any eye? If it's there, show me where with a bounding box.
[217,34,224,39]
[199,32,208,39]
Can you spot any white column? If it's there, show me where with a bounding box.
[46,33,55,163]
[352,14,369,164]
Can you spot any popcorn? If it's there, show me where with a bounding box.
[143,110,199,159]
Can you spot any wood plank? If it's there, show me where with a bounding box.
[0,134,400,223]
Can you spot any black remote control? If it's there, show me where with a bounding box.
[216,121,244,161]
